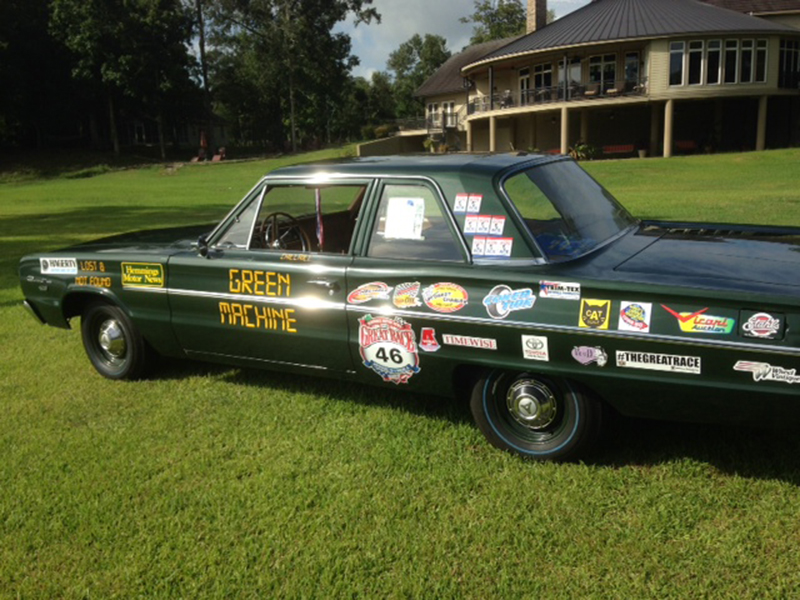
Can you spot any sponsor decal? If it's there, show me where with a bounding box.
[579,299,611,330]
[740,311,783,340]
[618,301,652,333]
[616,351,702,375]
[358,315,420,384]
[121,262,164,288]
[442,334,497,350]
[472,236,513,257]
[40,258,77,275]
[423,282,468,313]
[522,335,549,361]
[454,193,469,213]
[466,194,483,213]
[733,361,800,385]
[347,282,392,304]
[661,304,734,334]
[392,281,422,308]
[571,346,608,367]
[419,327,441,352]
[539,281,580,301]
[482,285,536,319]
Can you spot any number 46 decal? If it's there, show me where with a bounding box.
[358,315,421,384]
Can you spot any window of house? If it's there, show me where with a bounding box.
[688,41,704,85]
[367,184,463,262]
[519,67,531,104]
[427,103,440,127]
[707,40,721,84]
[533,63,552,89]
[625,52,639,84]
[669,42,685,86]
[755,39,768,83]
[589,54,616,92]
[779,39,799,88]
[443,101,456,127]
[740,39,754,83]
[724,40,739,83]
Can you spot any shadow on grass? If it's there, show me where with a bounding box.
[154,357,800,483]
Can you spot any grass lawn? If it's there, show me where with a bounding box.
[2,148,800,598]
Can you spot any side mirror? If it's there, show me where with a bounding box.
[197,235,209,258]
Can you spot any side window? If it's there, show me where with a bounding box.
[367,184,463,262]
[214,183,366,254]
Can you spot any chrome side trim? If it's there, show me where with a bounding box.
[185,349,356,373]
[167,287,345,311]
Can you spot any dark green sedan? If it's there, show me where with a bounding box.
[19,154,800,460]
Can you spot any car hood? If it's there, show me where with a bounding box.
[65,223,216,254]
[615,222,800,289]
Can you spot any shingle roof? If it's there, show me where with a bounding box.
[701,0,800,13]
[414,37,522,97]
[472,0,797,67]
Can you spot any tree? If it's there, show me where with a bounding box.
[460,0,526,44]
[209,0,379,152]
[387,34,450,118]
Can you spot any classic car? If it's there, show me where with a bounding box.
[19,154,800,461]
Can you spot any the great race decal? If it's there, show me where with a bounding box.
[358,315,420,384]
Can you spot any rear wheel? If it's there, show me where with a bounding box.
[470,370,602,461]
[81,302,152,380]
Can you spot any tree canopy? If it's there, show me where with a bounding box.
[387,34,451,118]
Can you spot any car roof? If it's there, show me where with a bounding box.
[264,153,559,180]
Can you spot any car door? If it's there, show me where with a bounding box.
[168,178,371,372]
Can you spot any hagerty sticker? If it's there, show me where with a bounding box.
[358,315,420,384]
[733,361,800,385]
[40,258,77,275]
[616,351,701,375]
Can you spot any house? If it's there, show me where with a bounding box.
[409,0,800,157]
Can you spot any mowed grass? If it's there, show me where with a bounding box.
[2,148,800,598]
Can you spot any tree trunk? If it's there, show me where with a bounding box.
[195,0,214,154]
[157,109,166,160]
[108,93,120,156]
[89,113,101,150]
[289,70,297,153]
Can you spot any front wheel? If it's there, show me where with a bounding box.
[470,371,602,461]
[81,302,152,380]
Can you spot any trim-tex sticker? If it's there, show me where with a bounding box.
[734,361,799,385]
[618,301,652,333]
[579,299,611,329]
[423,283,468,313]
[348,282,392,304]
[442,334,497,350]
[483,285,535,319]
[40,258,77,275]
[522,335,549,361]
[539,281,580,301]
[616,351,701,375]
[121,263,164,288]
[572,346,608,367]
[358,315,420,384]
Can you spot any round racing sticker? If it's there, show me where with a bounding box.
[422,282,469,313]
[358,315,420,384]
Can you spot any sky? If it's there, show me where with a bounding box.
[335,0,592,80]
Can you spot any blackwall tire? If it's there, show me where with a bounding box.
[470,370,603,461]
[81,302,152,380]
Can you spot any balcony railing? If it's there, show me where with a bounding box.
[426,113,460,130]
[468,77,649,115]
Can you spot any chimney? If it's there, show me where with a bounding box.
[527,0,547,34]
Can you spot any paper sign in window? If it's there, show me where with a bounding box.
[384,197,425,240]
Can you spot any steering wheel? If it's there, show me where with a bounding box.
[260,212,312,251]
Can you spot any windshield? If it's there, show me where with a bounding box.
[503,160,636,261]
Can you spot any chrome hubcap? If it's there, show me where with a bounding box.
[98,319,126,359]
[506,379,557,430]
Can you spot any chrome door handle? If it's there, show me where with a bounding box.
[308,279,341,295]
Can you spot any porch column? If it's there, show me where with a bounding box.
[649,103,660,157]
[663,99,674,158]
[756,95,768,151]
[580,108,589,143]
[560,106,569,155]
[489,116,497,153]
[466,120,473,152]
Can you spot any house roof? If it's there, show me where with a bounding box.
[414,37,521,98]
[470,0,797,69]
[700,0,800,14]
